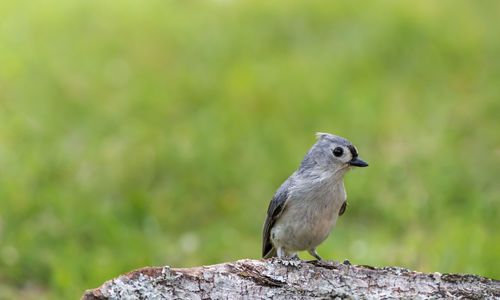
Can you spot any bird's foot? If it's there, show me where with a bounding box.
[277,247,285,258]
[308,249,323,261]
[343,259,351,265]
[278,254,301,266]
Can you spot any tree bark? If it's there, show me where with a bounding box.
[82,258,499,299]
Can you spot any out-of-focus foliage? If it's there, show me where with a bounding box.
[0,0,499,298]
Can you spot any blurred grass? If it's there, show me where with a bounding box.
[1,0,499,298]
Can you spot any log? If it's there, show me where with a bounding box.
[81,258,499,299]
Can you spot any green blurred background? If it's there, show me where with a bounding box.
[1,0,499,298]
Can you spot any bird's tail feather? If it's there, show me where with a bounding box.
[263,247,277,259]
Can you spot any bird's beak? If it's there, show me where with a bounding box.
[349,157,369,167]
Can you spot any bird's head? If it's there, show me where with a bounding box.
[298,132,368,176]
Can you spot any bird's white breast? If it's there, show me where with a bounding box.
[271,177,346,252]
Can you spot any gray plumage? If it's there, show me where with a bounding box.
[262,133,368,259]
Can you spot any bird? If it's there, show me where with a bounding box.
[262,132,368,260]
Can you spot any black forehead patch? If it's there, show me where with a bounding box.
[347,145,358,158]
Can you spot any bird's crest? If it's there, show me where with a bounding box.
[315,132,334,140]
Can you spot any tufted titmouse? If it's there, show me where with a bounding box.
[262,133,368,260]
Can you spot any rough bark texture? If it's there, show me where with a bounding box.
[82,258,499,299]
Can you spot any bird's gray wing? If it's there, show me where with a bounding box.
[262,179,292,258]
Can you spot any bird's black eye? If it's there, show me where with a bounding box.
[333,147,343,157]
